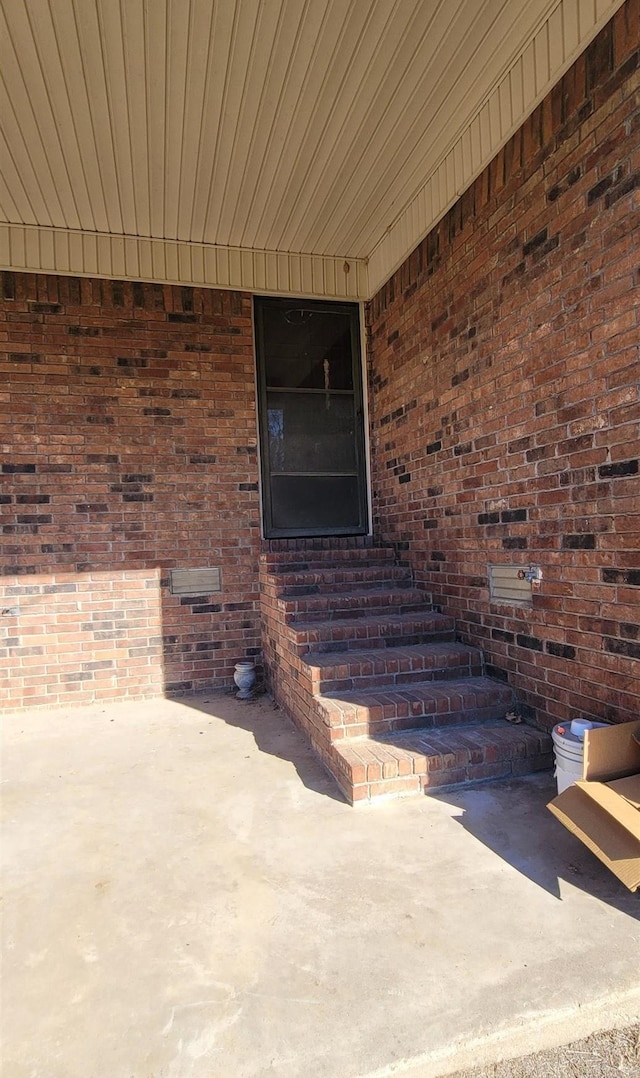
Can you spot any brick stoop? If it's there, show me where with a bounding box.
[259,539,552,803]
[332,723,552,803]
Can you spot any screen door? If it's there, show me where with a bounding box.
[254,296,369,538]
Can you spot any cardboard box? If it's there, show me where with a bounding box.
[548,720,640,891]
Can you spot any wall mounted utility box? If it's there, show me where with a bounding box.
[169,567,222,597]
[489,564,535,604]
[548,721,640,892]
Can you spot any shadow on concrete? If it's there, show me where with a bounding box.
[177,689,347,804]
[432,774,640,917]
[175,691,638,909]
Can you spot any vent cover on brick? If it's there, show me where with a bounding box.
[170,567,221,597]
[489,565,533,604]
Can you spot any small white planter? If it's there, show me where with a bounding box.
[233,661,256,700]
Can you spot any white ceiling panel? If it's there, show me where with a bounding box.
[0,0,625,298]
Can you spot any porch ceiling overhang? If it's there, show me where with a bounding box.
[0,0,624,301]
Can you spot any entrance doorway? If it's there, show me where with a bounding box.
[254,296,369,538]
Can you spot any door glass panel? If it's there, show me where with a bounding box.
[261,305,354,390]
[267,392,356,473]
[271,476,361,530]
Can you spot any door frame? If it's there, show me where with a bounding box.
[253,295,371,539]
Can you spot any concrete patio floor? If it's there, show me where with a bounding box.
[2,692,639,1078]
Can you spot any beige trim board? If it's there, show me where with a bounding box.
[0,224,368,301]
[0,0,626,302]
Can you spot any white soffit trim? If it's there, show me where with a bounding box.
[0,225,369,301]
[0,0,627,300]
[366,0,627,298]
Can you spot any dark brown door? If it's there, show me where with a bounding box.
[254,296,368,538]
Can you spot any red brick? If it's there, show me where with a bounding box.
[366,8,639,732]
[368,777,421,798]
[1,282,261,709]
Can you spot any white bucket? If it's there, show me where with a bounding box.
[551,720,608,794]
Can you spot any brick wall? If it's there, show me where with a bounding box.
[1,275,261,709]
[367,2,640,730]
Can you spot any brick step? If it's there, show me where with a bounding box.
[280,586,430,621]
[262,556,401,575]
[266,564,413,595]
[313,675,514,738]
[331,722,553,803]
[262,536,388,552]
[260,545,397,571]
[303,642,483,694]
[290,610,455,655]
[259,538,551,805]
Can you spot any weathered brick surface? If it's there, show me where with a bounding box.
[366,6,640,732]
[333,722,551,803]
[1,277,261,708]
[258,542,550,802]
[2,4,638,729]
